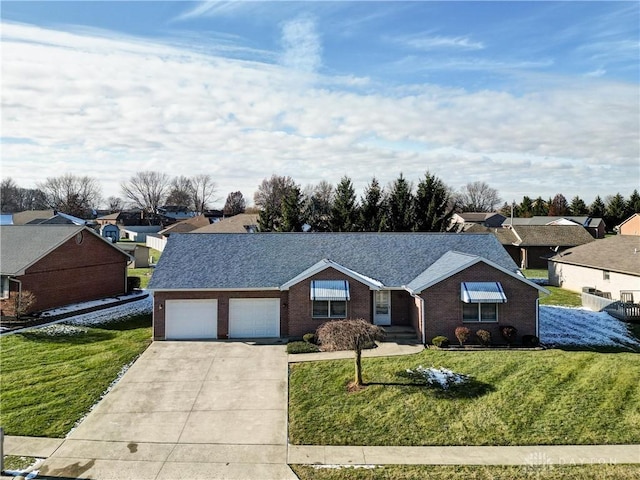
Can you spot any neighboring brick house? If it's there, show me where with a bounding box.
[148,233,547,344]
[0,225,131,315]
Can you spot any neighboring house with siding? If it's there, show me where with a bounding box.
[504,216,606,239]
[451,212,506,230]
[0,225,131,315]
[616,214,640,236]
[148,233,547,344]
[548,235,640,300]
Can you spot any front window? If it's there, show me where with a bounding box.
[313,300,347,318]
[463,303,498,322]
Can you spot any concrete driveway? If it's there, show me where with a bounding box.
[38,341,297,480]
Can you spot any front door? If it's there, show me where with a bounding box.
[374,290,391,326]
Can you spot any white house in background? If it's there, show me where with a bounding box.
[548,236,640,300]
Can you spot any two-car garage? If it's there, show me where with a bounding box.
[164,298,280,340]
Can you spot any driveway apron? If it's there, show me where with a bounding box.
[38,341,297,480]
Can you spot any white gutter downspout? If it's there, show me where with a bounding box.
[535,297,540,337]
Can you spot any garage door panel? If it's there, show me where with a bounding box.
[165,299,218,339]
[229,298,280,338]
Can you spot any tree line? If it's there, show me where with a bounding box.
[1,171,637,232]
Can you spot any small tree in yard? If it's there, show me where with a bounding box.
[500,325,518,346]
[14,290,37,319]
[316,319,385,388]
[476,329,491,347]
[455,326,470,346]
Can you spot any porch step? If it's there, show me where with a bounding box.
[381,326,419,342]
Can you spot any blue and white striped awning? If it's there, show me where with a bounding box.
[310,280,350,301]
[461,282,507,303]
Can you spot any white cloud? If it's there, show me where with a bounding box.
[279,16,322,74]
[1,22,638,206]
[396,34,485,51]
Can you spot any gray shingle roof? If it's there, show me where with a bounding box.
[1,225,84,275]
[148,232,520,290]
[549,235,640,276]
[511,225,595,247]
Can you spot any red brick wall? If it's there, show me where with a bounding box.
[0,231,128,315]
[420,262,539,345]
[152,290,284,340]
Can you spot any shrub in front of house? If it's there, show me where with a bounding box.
[476,329,491,347]
[127,276,141,292]
[431,336,450,348]
[287,341,320,354]
[454,326,471,346]
[500,325,518,346]
[522,334,540,347]
[302,333,316,344]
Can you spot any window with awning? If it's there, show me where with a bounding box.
[311,280,349,318]
[461,282,507,304]
[310,280,350,301]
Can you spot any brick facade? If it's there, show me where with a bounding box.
[152,290,284,340]
[420,262,539,345]
[286,267,372,337]
[0,230,128,315]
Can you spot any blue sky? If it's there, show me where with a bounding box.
[2,1,639,207]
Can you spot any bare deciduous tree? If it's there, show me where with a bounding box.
[107,196,124,212]
[456,181,501,212]
[223,191,246,216]
[166,176,193,207]
[254,175,298,231]
[14,290,37,319]
[121,171,170,217]
[316,319,385,387]
[1,178,20,213]
[191,174,218,213]
[37,174,102,218]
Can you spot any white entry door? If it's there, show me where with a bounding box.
[374,290,391,326]
[229,298,280,338]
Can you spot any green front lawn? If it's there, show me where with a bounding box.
[289,349,640,446]
[0,315,152,437]
[539,286,582,307]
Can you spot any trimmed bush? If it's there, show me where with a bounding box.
[476,329,491,347]
[522,334,540,347]
[500,325,518,346]
[287,341,320,354]
[431,336,450,348]
[127,276,141,292]
[302,333,316,344]
[454,326,471,346]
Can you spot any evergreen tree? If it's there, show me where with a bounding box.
[413,171,455,232]
[302,181,333,232]
[257,203,277,232]
[605,193,627,230]
[569,195,588,216]
[548,193,569,216]
[589,195,606,218]
[627,189,640,214]
[359,177,387,232]
[330,176,359,232]
[518,196,533,217]
[386,173,414,232]
[279,186,303,232]
[531,197,548,216]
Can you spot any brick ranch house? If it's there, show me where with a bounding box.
[0,225,131,315]
[148,233,547,344]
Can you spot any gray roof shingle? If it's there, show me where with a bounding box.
[549,235,640,276]
[148,232,520,290]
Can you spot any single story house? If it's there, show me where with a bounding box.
[191,213,260,233]
[548,235,640,300]
[158,214,211,237]
[616,213,640,236]
[504,216,606,239]
[465,224,595,269]
[0,225,131,315]
[148,233,547,344]
[451,212,506,230]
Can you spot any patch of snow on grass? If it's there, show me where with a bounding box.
[66,294,152,327]
[37,324,88,336]
[539,305,639,348]
[312,465,378,470]
[405,366,470,389]
[3,458,44,479]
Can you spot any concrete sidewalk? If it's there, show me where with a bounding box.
[288,444,640,466]
[288,341,424,363]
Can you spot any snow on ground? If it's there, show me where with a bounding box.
[539,305,639,348]
[65,294,152,326]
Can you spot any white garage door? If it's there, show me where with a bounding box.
[165,299,218,339]
[229,298,280,338]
